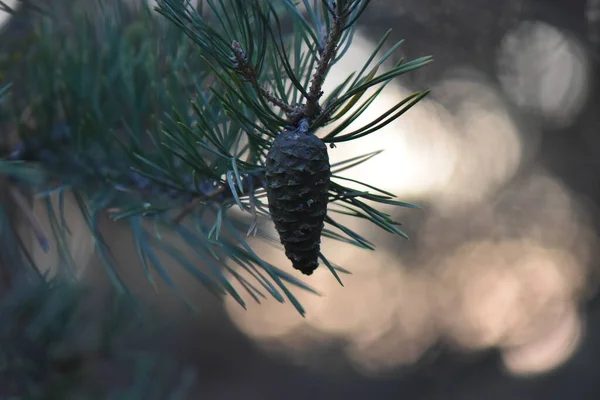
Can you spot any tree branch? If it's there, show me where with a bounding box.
[304,0,348,120]
[231,40,296,115]
[171,172,266,224]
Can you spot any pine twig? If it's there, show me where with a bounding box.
[304,0,348,120]
[231,40,296,115]
[172,184,227,224]
[171,173,265,225]
[231,1,350,125]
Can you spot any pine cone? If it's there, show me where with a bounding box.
[265,129,331,275]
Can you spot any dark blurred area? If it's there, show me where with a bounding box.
[3,0,600,398]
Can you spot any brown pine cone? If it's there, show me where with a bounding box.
[265,128,331,275]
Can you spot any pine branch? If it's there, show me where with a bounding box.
[0,16,196,397]
[230,40,296,115]
[0,0,432,315]
[305,0,348,120]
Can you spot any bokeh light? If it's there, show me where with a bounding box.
[225,30,598,379]
[0,1,16,29]
[496,20,591,129]
[318,33,524,214]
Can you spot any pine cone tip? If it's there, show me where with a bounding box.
[293,260,319,275]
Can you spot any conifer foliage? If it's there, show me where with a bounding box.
[0,0,431,395]
[2,0,432,312]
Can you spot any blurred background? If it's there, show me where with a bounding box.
[3,0,600,398]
